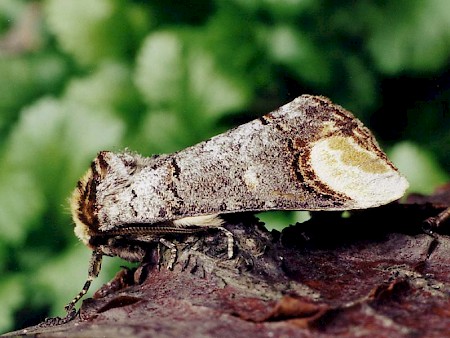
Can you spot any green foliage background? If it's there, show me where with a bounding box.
[0,0,449,331]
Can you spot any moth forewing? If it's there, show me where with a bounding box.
[59,94,409,324]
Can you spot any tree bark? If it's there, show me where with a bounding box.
[3,187,450,338]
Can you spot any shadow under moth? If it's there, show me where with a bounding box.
[46,94,409,325]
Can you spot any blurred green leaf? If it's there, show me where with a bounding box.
[340,56,377,113]
[136,28,252,115]
[134,30,185,108]
[45,0,132,65]
[2,97,125,200]
[0,172,44,244]
[265,25,332,87]
[64,61,143,126]
[0,54,67,134]
[389,141,449,195]
[367,0,450,74]
[187,45,252,120]
[0,276,25,332]
[231,0,314,16]
[135,110,192,154]
[259,211,311,232]
[0,0,25,29]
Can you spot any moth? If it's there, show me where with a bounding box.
[51,95,409,324]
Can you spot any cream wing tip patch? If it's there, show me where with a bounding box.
[310,136,409,209]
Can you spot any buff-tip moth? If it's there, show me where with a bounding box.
[46,95,408,325]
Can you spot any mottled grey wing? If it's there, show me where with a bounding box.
[85,95,408,233]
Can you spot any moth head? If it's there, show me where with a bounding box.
[71,151,111,247]
[71,151,147,252]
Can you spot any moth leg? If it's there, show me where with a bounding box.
[425,207,450,232]
[217,226,234,259]
[64,250,103,313]
[40,250,103,327]
[159,238,177,270]
[156,242,162,270]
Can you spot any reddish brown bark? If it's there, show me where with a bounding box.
[3,187,450,338]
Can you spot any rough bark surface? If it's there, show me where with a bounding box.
[3,187,450,338]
